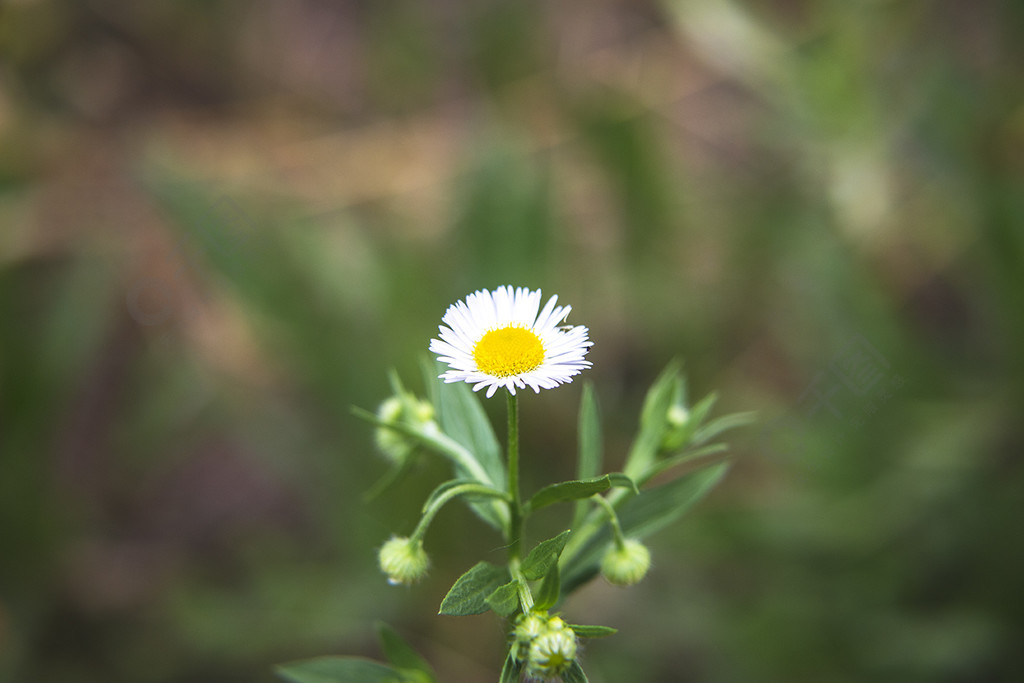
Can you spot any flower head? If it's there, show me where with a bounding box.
[429,286,592,398]
[600,538,651,586]
[378,536,430,585]
[526,622,578,679]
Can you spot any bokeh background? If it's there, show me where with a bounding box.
[2,0,1023,681]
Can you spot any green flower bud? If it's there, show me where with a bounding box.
[374,396,435,463]
[514,612,547,645]
[600,538,651,586]
[660,402,692,451]
[378,536,429,585]
[667,403,689,429]
[526,625,577,679]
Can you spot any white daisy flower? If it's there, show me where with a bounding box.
[429,286,593,398]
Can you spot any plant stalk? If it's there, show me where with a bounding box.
[506,391,523,561]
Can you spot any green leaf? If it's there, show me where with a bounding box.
[645,443,729,481]
[623,361,680,481]
[561,660,590,683]
[427,360,508,529]
[275,656,403,683]
[439,562,509,616]
[485,580,521,617]
[568,624,618,638]
[499,650,524,683]
[574,383,602,528]
[526,474,637,513]
[534,562,560,610]
[618,461,729,539]
[431,361,505,487]
[691,410,759,447]
[376,623,436,683]
[521,529,572,580]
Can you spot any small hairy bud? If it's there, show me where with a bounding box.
[600,539,651,586]
[377,536,429,585]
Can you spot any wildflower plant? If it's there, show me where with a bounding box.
[276,286,753,682]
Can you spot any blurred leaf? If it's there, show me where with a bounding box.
[623,362,680,481]
[275,656,403,683]
[561,660,590,683]
[499,651,523,683]
[574,383,603,528]
[439,562,509,616]
[691,410,758,447]
[521,530,572,581]
[618,462,729,539]
[646,443,730,481]
[568,624,617,639]
[376,622,436,683]
[453,142,553,284]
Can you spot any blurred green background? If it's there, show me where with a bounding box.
[2,0,1023,681]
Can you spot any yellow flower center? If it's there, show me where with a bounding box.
[473,326,545,377]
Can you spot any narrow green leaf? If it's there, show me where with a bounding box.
[499,650,523,683]
[606,473,639,494]
[376,623,436,683]
[429,360,507,529]
[521,529,572,580]
[645,443,729,481]
[432,362,505,488]
[691,410,758,447]
[568,624,618,638]
[275,656,402,683]
[618,461,729,539]
[574,383,603,528]
[439,562,509,616]
[485,580,521,617]
[527,475,635,513]
[623,362,680,480]
[534,563,560,610]
[561,660,590,683]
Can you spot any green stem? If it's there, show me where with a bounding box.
[506,391,523,561]
[560,487,632,568]
[410,483,509,544]
[590,494,627,550]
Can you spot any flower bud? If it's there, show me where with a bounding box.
[514,612,547,644]
[378,536,429,585]
[660,403,692,451]
[526,625,577,679]
[666,403,689,429]
[374,396,435,463]
[600,538,651,586]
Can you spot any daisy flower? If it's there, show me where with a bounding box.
[429,286,592,398]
